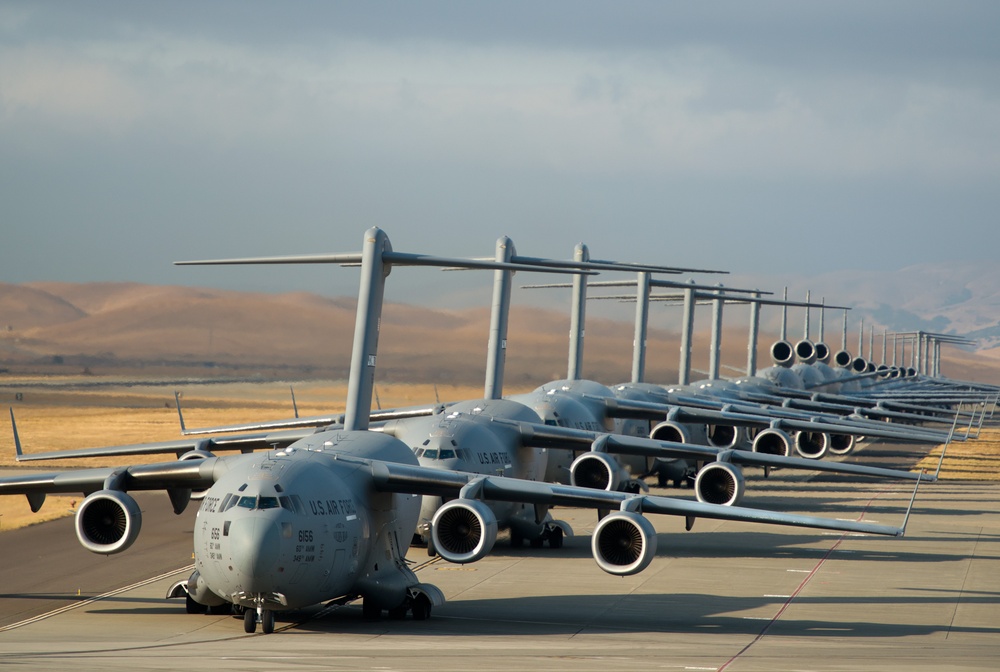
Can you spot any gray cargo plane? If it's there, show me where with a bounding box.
[1,228,921,634]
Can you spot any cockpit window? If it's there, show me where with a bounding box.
[544,419,558,426]
[439,449,456,459]
[236,495,280,510]
[423,449,439,459]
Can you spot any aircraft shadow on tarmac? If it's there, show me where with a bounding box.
[277,590,1000,639]
[479,529,995,564]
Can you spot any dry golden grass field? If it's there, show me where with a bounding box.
[0,379,490,531]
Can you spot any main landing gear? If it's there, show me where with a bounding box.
[362,594,433,621]
[510,523,564,549]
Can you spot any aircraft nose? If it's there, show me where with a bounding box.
[229,517,281,579]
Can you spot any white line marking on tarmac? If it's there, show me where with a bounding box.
[0,564,194,632]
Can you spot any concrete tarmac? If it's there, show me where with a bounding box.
[1,445,998,671]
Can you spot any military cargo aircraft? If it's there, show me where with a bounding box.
[1,228,922,634]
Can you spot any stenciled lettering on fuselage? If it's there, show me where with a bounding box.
[294,529,316,563]
[309,498,357,517]
[476,451,510,466]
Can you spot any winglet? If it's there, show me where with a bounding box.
[174,391,187,433]
[898,470,924,538]
[290,386,300,419]
[10,407,24,461]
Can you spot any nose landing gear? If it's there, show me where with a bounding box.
[243,606,276,634]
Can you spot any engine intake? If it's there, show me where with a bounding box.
[770,340,794,367]
[833,350,853,367]
[751,428,792,457]
[431,499,498,564]
[828,433,855,455]
[570,452,623,491]
[794,340,817,365]
[794,431,829,459]
[706,424,743,449]
[694,462,746,506]
[75,489,142,555]
[592,511,658,576]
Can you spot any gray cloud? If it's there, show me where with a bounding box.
[1,0,998,307]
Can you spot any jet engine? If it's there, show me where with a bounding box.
[751,428,792,457]
[649,420,699,445]
[694,462,746,506]
[570,452,624,491]
[833,350,853,367]
[794,339,817,365]
[770,340,795,367]
[794,431,829,459]
[75,489,142,555]
[592,511,658,576]
[706,424,743,449]
[430,499,498,564]
[828,433,855,455]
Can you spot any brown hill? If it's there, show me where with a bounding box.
[1,282,998,386]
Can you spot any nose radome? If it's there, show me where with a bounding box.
[229,517,281,579]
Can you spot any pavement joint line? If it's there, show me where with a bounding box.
[717,487,890,671]
[946,525,984,640]
[0,564,194,633]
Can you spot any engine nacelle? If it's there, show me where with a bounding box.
[794,339,817,365]
[833,350,853,367]
[75,489,142,555]
[650,420,701,445]
[592,511,658,576]
[794,431,829,459]
[751,428,792,457]
[814,342,831,363]
[694,462,746,506]
[430,499,498,564]
[828,433,855,455]
[770,340,794,367]
[851,357,869,373]
[706,424,743,449]
[570,452,624,491]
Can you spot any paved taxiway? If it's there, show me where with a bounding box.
[2,443,998,672]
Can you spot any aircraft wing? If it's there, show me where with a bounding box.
[0,456,228,514]
[369,460,910,537]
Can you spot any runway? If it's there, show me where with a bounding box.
[2,444,999,671]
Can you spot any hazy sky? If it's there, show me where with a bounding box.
[2,1,999,306]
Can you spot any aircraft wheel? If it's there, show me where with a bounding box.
[388,604,409,620]
[510,529,523,547]
[185,594,205,614]
[548,527,564,549]
[261,609,275,635]
[411,595,431,621]
[427,535,437,557]
[208,602,232,616]
[243,609,256,634]
[530,537,544,549]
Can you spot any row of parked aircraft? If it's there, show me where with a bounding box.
[2,227,996,634]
